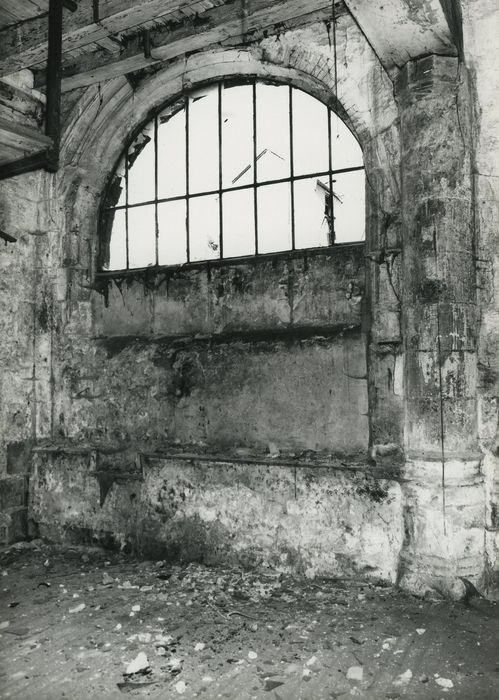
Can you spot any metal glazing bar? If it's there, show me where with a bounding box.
[218,82,223,259]
[185,97,190,263]
[289,86,295,251]
[327,108,334,245]
[125,145,129,269]
[252,81,258,255]
[154,115,159,266]
[104,165,366,213]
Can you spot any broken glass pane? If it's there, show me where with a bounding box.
[256,84,290,182]
[157,105,186,199]
[331,170,366,243]
[103,209,127,270]
[330,113,363,170]
[222,83,253,189]
[257,182,292,254]
[127,203,156,268]
[293,88,329,176]
[222,188,255,258]
[105,155,126,209]
[189,194,220,261]
[294,176,331,249]
[158,200,187,266]
[188,86,219,195]
[127,124,155,205]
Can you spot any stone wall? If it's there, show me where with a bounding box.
[58,246,367,455]
[30,448,403,582]
[1,3,499,594]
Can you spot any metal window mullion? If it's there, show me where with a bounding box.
[328,108,334,246]
[154,115,159,265]
[252,80,258,255]
[185,97,190,263]
[125,148,129,269]
[218,82,223,260]
[289,86,295,250]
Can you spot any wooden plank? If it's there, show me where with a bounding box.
[0,149,51,178]
[58,0,340,92]
[0,81,44,130]
[0,9,18,30]
[0,0,210,75]
[0,116,52,151]
[0,0,45,23]
[96,36,122,54]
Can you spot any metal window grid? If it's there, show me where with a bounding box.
[101,79,365,270]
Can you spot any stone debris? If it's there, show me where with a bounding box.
[393,669,412,686]
[346,666,363,681]
[154,633,174,648]
[68,602,85,613]
[264,677,285,690]
[119,580,139,590]
[267,443,280,458]
[0,544,497,699]
[124,651,150,675]
[416,628,426,635]
[175,680,187,694]
[167,657,183,675]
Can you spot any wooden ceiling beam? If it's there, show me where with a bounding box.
[47,0,345,92]
[0,0,205,76]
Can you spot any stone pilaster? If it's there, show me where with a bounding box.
[395,55,484,595]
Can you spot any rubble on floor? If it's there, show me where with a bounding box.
[0,541,498,699]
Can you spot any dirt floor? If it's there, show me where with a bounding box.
[0,542,498,700]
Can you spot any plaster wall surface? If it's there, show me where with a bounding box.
[58,246,367,455]
[30,449,403,582]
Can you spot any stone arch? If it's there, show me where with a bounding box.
[56,40,397,273]
[58,41,392,191]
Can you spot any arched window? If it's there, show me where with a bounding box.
[100,80,365,271]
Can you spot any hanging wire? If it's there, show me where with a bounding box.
[332,0,339,138]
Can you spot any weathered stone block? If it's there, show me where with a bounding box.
[210,260,290,333]
[0,507,28,545]
[400,459,485,596]
[0,475,27,510]
[7,441,32,475]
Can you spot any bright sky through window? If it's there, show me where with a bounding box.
[101,81,365,271]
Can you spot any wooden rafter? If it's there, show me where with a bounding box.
[0,0,346,84]
[52,0,345,92]
[0,0,216,76]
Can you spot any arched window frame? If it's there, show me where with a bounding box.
[99,77,366,272]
